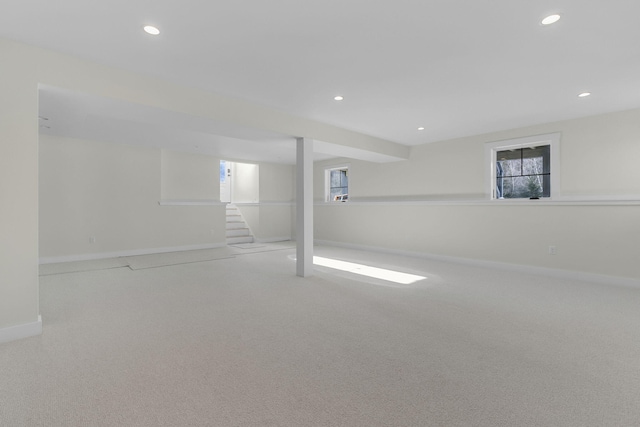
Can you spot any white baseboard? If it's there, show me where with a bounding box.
[39,243,227,264]
[0,315,42,345]
[314,240,640,289]
[254,236,293,243]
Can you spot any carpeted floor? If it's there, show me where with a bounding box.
[125,247,235,270]
[3,244,640,426]
[39,242,297,274]
[38,257,130,275]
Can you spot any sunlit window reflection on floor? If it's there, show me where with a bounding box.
[313,256,426,285]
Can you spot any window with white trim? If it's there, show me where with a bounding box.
[485,133,560,200]
[325,165,349,202]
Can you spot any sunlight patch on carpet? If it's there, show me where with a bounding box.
[313,256,427,285]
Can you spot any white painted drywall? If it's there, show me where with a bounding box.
[232,162,259,203]
[0,53,39,332]
[161,150,219,201]
[234,162,295,241]
[314,108,640,281]
[39,135,226,259]
[259,163,294,202]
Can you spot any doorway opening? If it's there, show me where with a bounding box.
[219,160,259,204]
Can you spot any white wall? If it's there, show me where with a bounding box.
[161,150,219,201]
[39,135,226,260]
[334,108,640,200]
[0,50,39,334]
[235,162,295,242]
[232,162,259,203]
[315,109,640,282]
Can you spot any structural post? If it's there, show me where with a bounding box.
[296,137,314,277]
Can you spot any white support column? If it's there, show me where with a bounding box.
[296,137,314,277]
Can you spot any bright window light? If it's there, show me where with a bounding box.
[313,256,426,285]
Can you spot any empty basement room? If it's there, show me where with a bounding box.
[2,1,640,426]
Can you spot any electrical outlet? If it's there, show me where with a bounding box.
[548,245,556,255]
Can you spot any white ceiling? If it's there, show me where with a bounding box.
[5,1,640,161]
[38,86,307,164]
[38,86,405,164]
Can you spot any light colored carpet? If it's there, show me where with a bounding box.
[5,245,640,426]
[230,241,296,255]
[124,247,234,270]
[39,258,129,276]
[230,243,266,249]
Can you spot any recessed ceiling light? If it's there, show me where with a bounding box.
[578,92,591,98]
[143,25,160,35]
[541,14,561,25]
[417,127,425,131]
[334,95,344,101]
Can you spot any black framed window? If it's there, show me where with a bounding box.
[496,145,550,199]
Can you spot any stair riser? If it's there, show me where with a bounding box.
[226,222,247,230]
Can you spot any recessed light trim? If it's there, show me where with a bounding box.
[578,92,591,98]
[541,14,561,25]
[144,25,160,35]
[417,127,425,131]
[334,95,344,101]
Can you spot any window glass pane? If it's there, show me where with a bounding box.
[330,170,340,187]
[497,159,521,177]
[496,176,504,198]
[500,176,544,198]
[330,187,345,200]
[541,175,551,197]
[522,146,546,160]
[340,170,348,187]
[522,146,549,175]
[530,145,550,174]
[497,149,520,161]
[521,156,540,176]
[220,161,227,183]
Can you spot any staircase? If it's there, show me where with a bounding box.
[225,204,254,244]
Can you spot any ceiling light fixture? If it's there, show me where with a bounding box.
[417,127,425,131]
[143,25,160,35]
[334,95,344,101]
[578,92,591,98]
[541,14,561,25]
